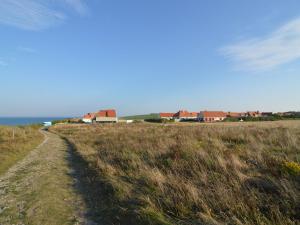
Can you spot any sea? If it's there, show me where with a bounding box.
[0,117,67,126]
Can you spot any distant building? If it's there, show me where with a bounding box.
[82,113,96,123]
[43,121,52,127]
[159,113,175,120]
[261,112,273,117]
[96,109,118,123]
[247,111,262,117]
[276,111,300,117]
[198,111,227,122]
[227,112,244,118]
[173,110,198,121]
[118,119,134,124]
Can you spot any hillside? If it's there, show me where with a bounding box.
[51,121,300,225]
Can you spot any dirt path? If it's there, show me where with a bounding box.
[0,130,97,225]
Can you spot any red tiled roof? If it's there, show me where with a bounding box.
[159,113,175,117]
[83,112,96,119]
[247,111,261,116]
[201,111,227,118]
[174,110,198,118]
[96,109,117,118]
[190,112,198,117]
[227,112,243,118]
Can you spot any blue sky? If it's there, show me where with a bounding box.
[0,0,300,117]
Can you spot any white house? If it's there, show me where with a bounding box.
[82,113,96,123]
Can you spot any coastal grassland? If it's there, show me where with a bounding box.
[51,121,300,225]
[0,125,44,175]
[120,113,160,120]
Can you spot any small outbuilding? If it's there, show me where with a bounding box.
[82,113,96,123]
[43,121,52,127]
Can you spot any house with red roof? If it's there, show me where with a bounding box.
[227,112,246,118]
[198,111,227,122]
[159,112,175,120]
[246,111,261,117]
[95,109,118,123]
[261,112,273,117]
[82,112,96,123]
[174,110,198,121]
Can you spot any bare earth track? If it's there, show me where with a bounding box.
[0,130,97,225]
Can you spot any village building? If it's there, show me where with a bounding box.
[173,110,198,121]
[227,112,244,118]
[247,111,262,117]
[95,109,118,123]
[227,112,248,118]
[118,119,134,124]
[43,121,52,127]
[82,113,96,123]
[261,112,273,117]
[198,111,227,122]
[159,113,175,120]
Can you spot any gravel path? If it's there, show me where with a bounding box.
[0,130,97,225]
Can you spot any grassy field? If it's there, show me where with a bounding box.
[120,113,160,120]
[51,121,300,225]
[0,125,44,175]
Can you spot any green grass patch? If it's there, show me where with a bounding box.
[120,113,160,120]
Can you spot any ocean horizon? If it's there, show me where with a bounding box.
[0,117,68,126]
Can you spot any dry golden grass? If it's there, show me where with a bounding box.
[0,125,44,175]
[51,121,300,225]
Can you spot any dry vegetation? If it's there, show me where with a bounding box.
[51,121,300,225]
[0,125,44,175]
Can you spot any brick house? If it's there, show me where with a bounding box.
[198,111,227,122]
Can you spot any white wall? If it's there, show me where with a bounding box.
[82,118,92,123]
[96,117,118,122]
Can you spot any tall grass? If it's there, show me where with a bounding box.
[51,121,300,225]
[0,125,44,175]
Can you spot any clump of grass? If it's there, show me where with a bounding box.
[0,125,44,175]
[283,161,300,176]
[51,121,300,225]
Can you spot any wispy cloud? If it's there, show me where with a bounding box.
[220,17,300,71]
[0,0,88,30]
[0,59,8,66]
[64,0,88,15]
[17,46,37,53]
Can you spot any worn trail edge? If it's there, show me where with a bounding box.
[0,130,94,225]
